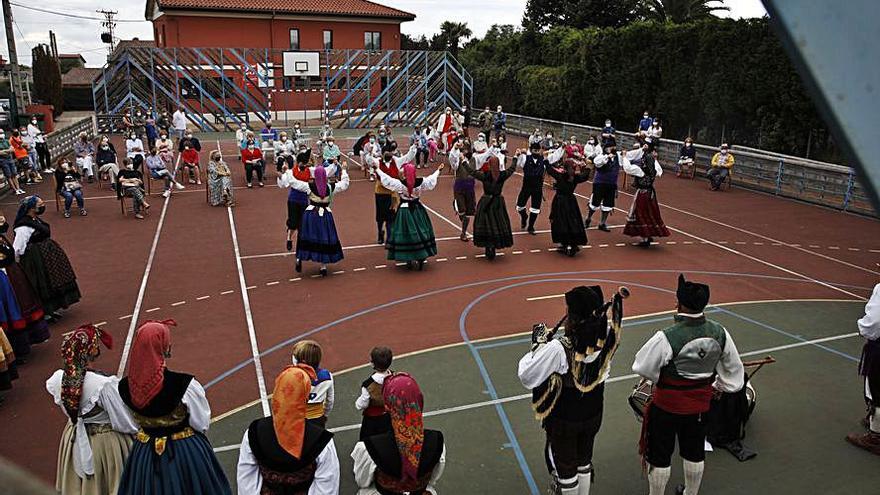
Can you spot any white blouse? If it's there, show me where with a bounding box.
[237,430,340,495]
[517,338,609,390]
[46,370,139,479]
[277,169,349,196]
[12,225,34,258]
[125,138,145,158]
[620,148,663,178]
[364,145,417,171]
[859,283,880,340]
[355,371,392,411]
[376,168,440,200]
[351,441,446,495]
[274,140,296,157]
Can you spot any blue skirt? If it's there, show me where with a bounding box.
[296,207,344,264]
[117,432,231,495]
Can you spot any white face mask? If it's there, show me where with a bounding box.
[247,145,255,150]
[605,122,611,127]
[570,139,576,144]
[644,115,649,119]
[186,134,193,139]
[126,164,134,170]
[130,135,136,139]
[31,120,37,125]
[281,136,287,142]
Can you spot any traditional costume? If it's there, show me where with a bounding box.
[459,154,516,259]
[305,366,334,427]
[449,146,475,242]
[377,164,441,270]
[0,326,15,392]
[515,143,551,234]
[117,320,232,495]
[546,155,591,257]
[356,370,393,441]
[279,150,313,251]
[237,365,340,495]
[632,275,744,495]
[364,146,417,245]
[585,148,621,232]
[279,165,350,277]
[12,196,81,315]
[46,325,137,495]
[436,108,455,152]
[518,286,625,495]
[352,373,446,495]
[621,148,670,246]
[0,223,49,357]
[847,282,880,454]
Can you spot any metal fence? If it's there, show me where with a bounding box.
[46,116,97,162]
[498,112,876,217]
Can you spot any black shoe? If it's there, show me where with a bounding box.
[286,240,293,252]
[638,240,651,247]
[519,211,527,229]
[598,224,611,232]
[566,245,575,257]
[295,259,302,273]
[377,231,385,245]
[528,228,536,236]
[418,259,426,271]
[584,218,591,229]
[319,267,328,277]
[675,484,686,495]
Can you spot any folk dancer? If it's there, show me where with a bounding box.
[460,154,516,260]
[847,280,880,455]
[351,373,446,495]
[355,346,394,441]
[292,340,335,428]
[632,275,744,495]
[518,286,627,495]
[377,162,445,271]
[622,144,670,247]
[279,163,349,277]
[546,150,591,257]
[514,142,551,235]
[449,141,476,241]
[585,144,621,232]
[364,145,417,245]
[279,149,312,252]
[237,364,340,494]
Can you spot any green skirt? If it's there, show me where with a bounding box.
[386,200,437,261]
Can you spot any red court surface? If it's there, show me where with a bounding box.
[1,132,878,483]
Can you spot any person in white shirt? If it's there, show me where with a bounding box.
[171,107,187,141]
[274,132,296,172]
[847,281,880,455]
[355,346,394,440]
[237,364,340,495]
[583,136,602,161]
[27,117,52,172]
[20,126,43,182]
[125,132,145,170]
[292,340,335,427]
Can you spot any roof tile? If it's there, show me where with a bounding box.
[157,0,415,19]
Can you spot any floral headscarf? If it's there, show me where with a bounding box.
[61,324,113,423]
[272,364,317,458]
[383,372,424,482]
[127,319,175,409]
[403,163,417,196]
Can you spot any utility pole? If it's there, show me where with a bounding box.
[49,30,58,59]
[97,9,118,56]
[2,0,24,126]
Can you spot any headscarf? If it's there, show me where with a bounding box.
[314,165,328,197]
[676,274,710,312]
[403,163,417,196]
[61,325,113,424]
[271,364,316,458]
[14,195,40,227]
[383,372,424,482]
[486,155,500,182]
[127,319,175,409]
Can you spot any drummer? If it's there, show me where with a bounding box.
[632,274,744,495]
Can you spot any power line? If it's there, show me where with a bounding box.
[8,2,144,22]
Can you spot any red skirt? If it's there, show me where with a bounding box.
[624,189,670,238]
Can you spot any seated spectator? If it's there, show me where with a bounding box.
[125,132,145,171]
[180,139,202,185]
[709,143,735,190]
[292,122,304,142]
[677,137,697,176]
[645,118,662,151]
[156,131,175,168]
[179,130,202,154]
[351,373,446,495]
[95,135,120,188]
[261,122,279,143]
[427,128,439,163]
[236,364,339,494]
[74,132,95,181]
[0,128,24,195]
[292,340,334,427]
[542,131,556,151]
[207,151,234,207]
[355,346,394,440]
[529,128,543,146]
[584,135,602,161]
[146,147,185,198]
[322,135,341,164]
[273,132,295,172]
[54,159,87,218]
[240,130,259,153]
[10,128,38,185]
[116,158,150,219]
[241,139,265,188]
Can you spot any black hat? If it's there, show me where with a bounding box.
[296,148,311,164]
[676,274,710,312]
[565,286,604,320]
[529,141,542,151]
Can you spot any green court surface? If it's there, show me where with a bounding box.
[210,300,877,494]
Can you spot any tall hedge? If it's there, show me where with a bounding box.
[460,18,839,162]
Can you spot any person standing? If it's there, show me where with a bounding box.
[278,149,312,252]
[708,144,734,190]
[479,106,494,142]
[0,128,25,194]
[547,155,591,257]
[493,105,507,139]
[600,120,616,149]
[11,128,39,185]
[847,280,880,454]
[144,114,159,152]
[585,144,621,232]
[436,107,455,153]
[461,154,516,260]
[461,105,471,133]
[449,141,475,242]
[156,110,170,135]
[22,124,42,180]
[355,347,394,440]
[171,107,187,142]
[622,144,670,247]
[236,364,340,494]
[519,285,626,495]
[514,142,551,235]
[363,146,417,245]
[28,117,52,173]
[633,275,744,495]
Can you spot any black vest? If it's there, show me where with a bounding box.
[119,370,194,436]
[523,155,547,186]
[247,417,333,493]
[364,430,444,494]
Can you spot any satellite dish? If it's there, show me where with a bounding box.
[101,33,112,44]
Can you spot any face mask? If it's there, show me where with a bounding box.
[686,142,692,147]
[130,135,136,139]
[160,135,167,140]
[570,140,576,144]
[0,223,7,234]
[589,140,596,145]
[369,138,376,144]
[36,205,46,215]
[247,145,254,150]
[0,134,5,140]
[605,122,611,127]
[644,115,649,119]
[186,135,193,139]
[281,137,287,142]
[126,164,134,170]
[31,120,37,125]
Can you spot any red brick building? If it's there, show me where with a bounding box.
[145,0,415,51]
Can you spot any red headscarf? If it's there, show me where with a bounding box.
[272,364,317,458]
[314,165,328,198]
[383,372,425,482]
[403,163,417,196]
[61,324,113,423]
[486,155,501,182]
[127,319,175,409]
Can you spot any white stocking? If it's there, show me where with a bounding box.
[648,465,671,495]
[683,460,704,495]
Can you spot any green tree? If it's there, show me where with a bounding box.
[647,0,729,23]
[522,0,647,30]
[31,44,63,115]
[430,21,473,56]
[401,33,430,50]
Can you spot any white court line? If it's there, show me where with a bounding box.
[211,329,860,452]
[422,201,462,232]
[227,206,271,417]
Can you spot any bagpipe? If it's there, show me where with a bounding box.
[530,286,631,352]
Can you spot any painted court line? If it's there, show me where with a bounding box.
[171,301,186,307]
[220,290,235,295]
[227,206,271,417]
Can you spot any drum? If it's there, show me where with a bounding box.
[628,380,756,422]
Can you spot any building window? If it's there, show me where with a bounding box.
[289,29,300,50]
[323,30,333,50]
[364,31,381,50]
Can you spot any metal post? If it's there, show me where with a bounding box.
[302,76,307,124]
[150,49,158,115]
[220,49,228,130]
[843,170,855,211]
[775,160,784,195]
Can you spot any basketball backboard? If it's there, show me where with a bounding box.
[282,52,321,77]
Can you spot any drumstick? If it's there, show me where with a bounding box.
[744,356,776,380]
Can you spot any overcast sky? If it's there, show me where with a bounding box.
[2,0,767,67]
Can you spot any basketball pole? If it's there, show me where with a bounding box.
[302,75,307,125]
